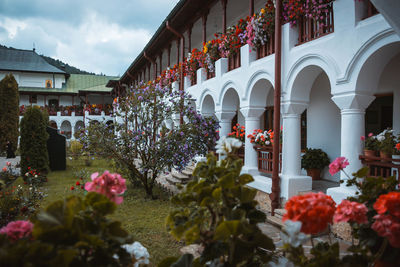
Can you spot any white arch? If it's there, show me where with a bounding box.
[217,80,241,107]
[243,70,274,102]
[338,28,400,86]
[200,94,216,115]
[198,88,218,112]
[285,54,338,102]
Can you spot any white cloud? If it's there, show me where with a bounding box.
[0,11,152,76]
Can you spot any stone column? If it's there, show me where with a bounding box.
[240,106,265,175]
[327,92,375,203]
[71,123,75,140]
[215,110,236,139]
[280,101,311,199]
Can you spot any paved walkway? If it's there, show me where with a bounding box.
[0,156,20,174]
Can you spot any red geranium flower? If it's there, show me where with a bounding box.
[334,199,368,224]
[76,181,80,186]
[70,186,75,190]
[374,192,400,219]
[283,192,336,234]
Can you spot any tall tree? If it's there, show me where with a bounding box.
[20,106,49,175]
[0,74,19,155]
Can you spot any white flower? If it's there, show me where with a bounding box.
[122,241,150,267]
[216,137,242,155]
[25,172,29,177]
[280,220,309,247]
[376,135,385,142]
[35,175,38,178]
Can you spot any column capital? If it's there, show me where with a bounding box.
[215,110,236,121]
[281,100,308,115]
[240,106,265,118]
[332,92,375,111]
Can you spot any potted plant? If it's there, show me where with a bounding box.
[301,148,330,180]
[376,129,396,159]
[361,133,378,160]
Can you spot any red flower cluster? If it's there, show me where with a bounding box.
[372,192,400,248]
[283,192,336,234]
[333,199,368,224]
[227,123,245,142]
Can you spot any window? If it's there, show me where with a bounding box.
[29,95,37,104]
[301,111,307,151]
[45,79,52,88]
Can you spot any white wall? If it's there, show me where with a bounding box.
[307,73,341,181]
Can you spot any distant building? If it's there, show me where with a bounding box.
[0,47,117,139]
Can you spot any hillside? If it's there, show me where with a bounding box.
[0,44,95,75]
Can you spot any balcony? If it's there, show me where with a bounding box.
[254,145,282,175]
[297,2,334,45]
[359,155,400,179]
[228,50,241,71]
[206,71,215,80]
[256,36,275,60]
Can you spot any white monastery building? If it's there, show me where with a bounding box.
[0,47,116,139]
[110,0,400,204]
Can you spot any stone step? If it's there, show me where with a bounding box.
[166,174,185,186]
[171,171,190,183]
[181,169,193,177]
[274,208,286,219]
[186,165,196,173]
[266,215,284,229]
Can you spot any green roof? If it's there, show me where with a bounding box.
[66,74,118,92]
[19,74,119,94]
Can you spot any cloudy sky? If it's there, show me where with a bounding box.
[0,0,180,76]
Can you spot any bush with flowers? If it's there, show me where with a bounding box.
[81,82,219,198]
[361,132,378,151]
[246,1,275,49]
[376,128,396,155]
[23,166,47,187]
[247,129,274,146]
[0,162,18,189]
[227,123,245,142]
[0,171,151,266]
[282,0,335,27]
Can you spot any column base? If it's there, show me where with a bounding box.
[241,166,260,176]
[326,185,358,204]
[246,175,272,194]
[280,174,312,199]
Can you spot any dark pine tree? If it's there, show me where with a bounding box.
[0,74,19,155]
[20,106,49,175]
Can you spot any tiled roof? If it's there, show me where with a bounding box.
[19,74,118,94]
[0,47,66,74]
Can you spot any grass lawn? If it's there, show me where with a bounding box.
[41,157,182,265]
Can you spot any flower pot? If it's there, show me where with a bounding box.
[364,149,376,161]
[306,168,321,180]
[379,151,392,162]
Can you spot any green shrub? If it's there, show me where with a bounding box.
[20,106,49,175]
[70,140,83,158]
[163,143,275,266]
[301,148,330,170]
[0,74,19,155]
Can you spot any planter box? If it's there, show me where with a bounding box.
[253,145,282,174]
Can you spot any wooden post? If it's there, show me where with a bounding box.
[159,53,163,75]
[272,0,282,215]
[176,39,180,65]
[249,0,254,16]
[167,43,171,67]
[188,24,192,52]
[148,64,151,81]
[202,12,208,44]
[221,0,227,34]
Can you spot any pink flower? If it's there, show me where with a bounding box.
[334,200,368,224]
[372,214,400,248]
[85,171,127,204]
[6,162,11,166]
[0,220,34,241]
[368,133,373,137]
[329,157,349,175]
[360,136,365,141]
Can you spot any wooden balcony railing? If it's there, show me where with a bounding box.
[364,0,379,20]
[254,145,282,174]
[256,35,275,60]
[228,51,241,71]
[359,155,400,179]
[207,71,215,80]
[191,73,197,86]
[297,3,334,45]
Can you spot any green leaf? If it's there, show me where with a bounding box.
[238,174,254,185]
[214,220,241,241]
[354,167,369,178]
[218,173,235,188]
